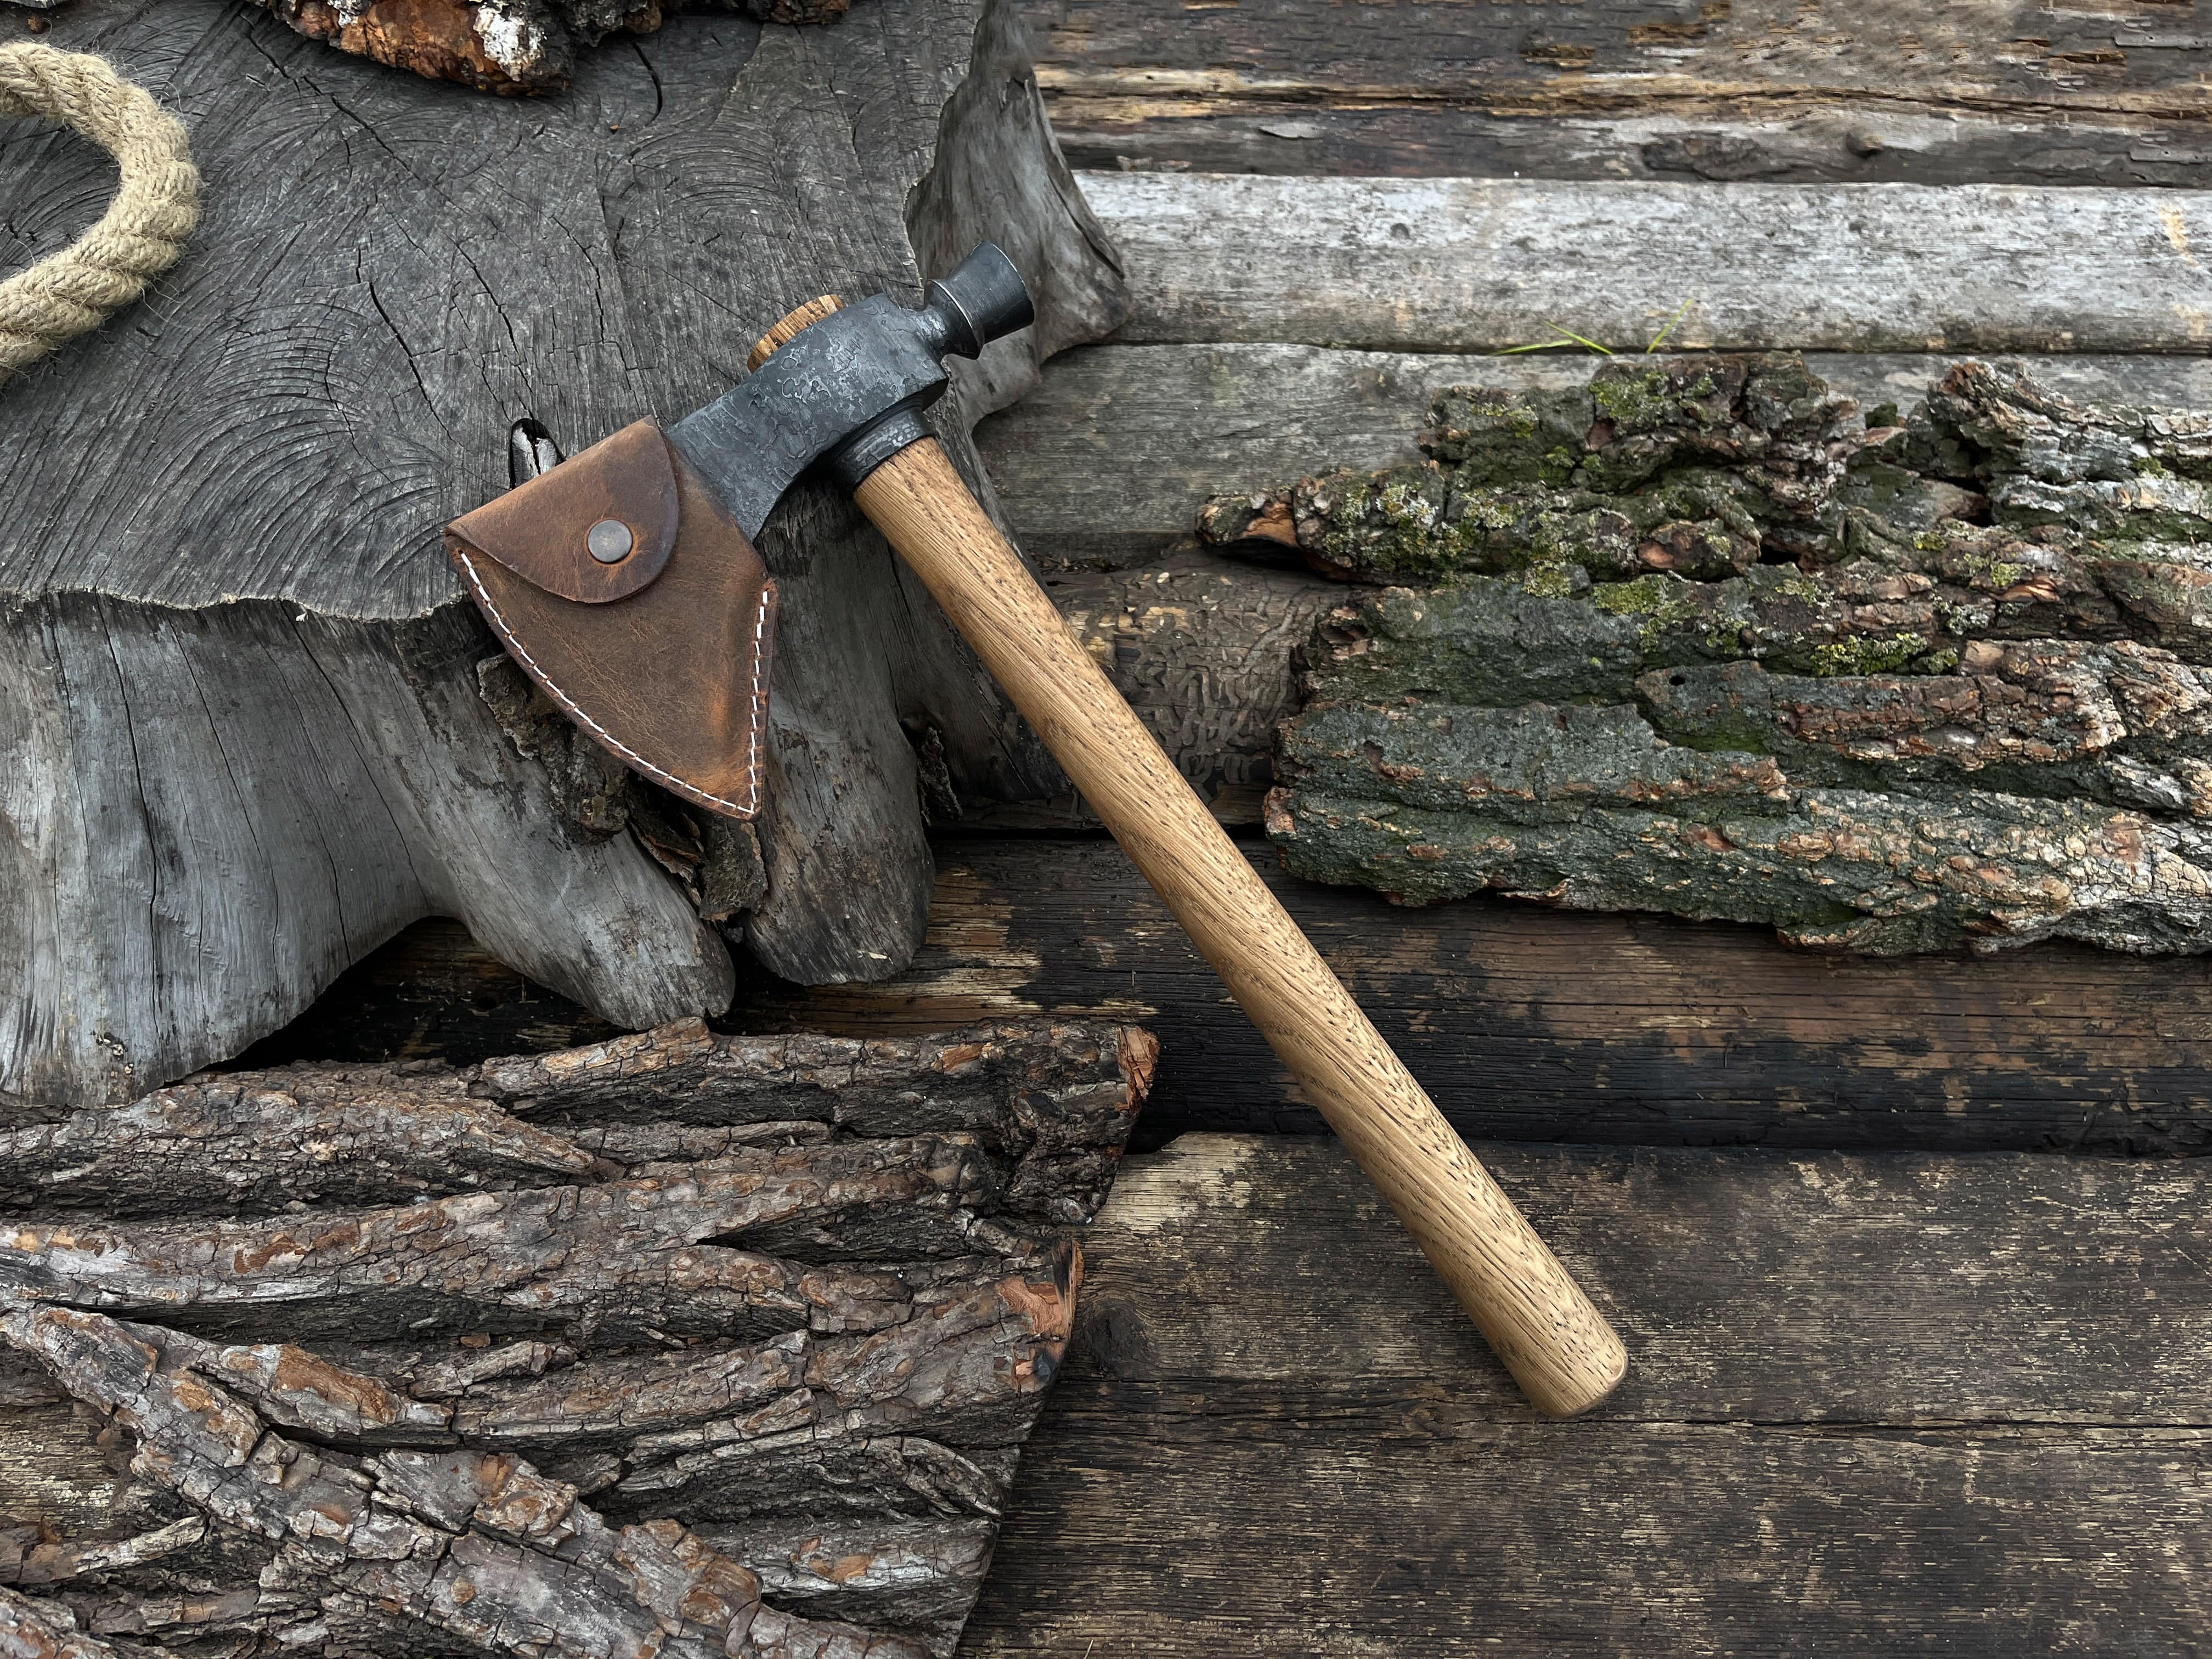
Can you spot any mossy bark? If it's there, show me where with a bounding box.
[1205,357,2212,954]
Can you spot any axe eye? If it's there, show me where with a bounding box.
[585,519,635,564]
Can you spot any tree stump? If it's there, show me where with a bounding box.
[0,1015,1155,1656]
[0,0,1124,1109]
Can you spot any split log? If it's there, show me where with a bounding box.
[0,0,1124,1109]
[1189,356,2212,956]
[1030,553,1333,826]
[0,1015,1154,1657]
[963,1134,2212,1654]
[1036,0,2212,186]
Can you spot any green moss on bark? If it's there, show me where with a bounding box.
[1214,353,1856,585]
[1238,356,2212,955]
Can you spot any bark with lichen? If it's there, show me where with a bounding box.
[1204,357,2212,954]
[0,1018,1153,1657]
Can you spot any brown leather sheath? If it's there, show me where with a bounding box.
[444,420,778,820]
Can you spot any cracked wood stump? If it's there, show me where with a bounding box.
[0,0,1124,1110]
[1198,354,2212,957]
[0,1015,1155,1657]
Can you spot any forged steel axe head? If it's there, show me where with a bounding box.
[664,241,1035,539]
[443,244,1035,820]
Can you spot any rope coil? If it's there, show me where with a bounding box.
[0,44,199,382]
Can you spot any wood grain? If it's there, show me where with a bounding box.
[1080,172,2212,353]
[1037,0,2212,186]
[855,437,1626,1416]
[962,1134,2212,1655]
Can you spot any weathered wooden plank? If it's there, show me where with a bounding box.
[1039,0,2212,187]
[264,839,2212,1156]
[0,1017,1153,1657]
[1073,1134,2212,1422]
[962,1135,2212,1654]
[1080,172,2212,353]
[734,840,2212,1154]
[1054,104,2212,192]
[981,346,2212,568]
[974,1425,2212,1652]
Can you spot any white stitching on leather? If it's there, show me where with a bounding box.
[455,545,772,818]
[744,578,774,803]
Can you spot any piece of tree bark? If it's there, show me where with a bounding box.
[0,1015,1153,1657]
[995,352,2212,821]
[973,349,2212,826]
[1194,356,2212,955]
[0,0,1124,1110]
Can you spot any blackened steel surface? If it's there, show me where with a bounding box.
[667,244,1035,540]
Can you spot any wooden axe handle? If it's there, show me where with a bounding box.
[855,437,1628,1417]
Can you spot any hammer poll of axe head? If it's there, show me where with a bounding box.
[445,244,1630,1417]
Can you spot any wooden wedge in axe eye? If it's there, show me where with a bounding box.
[445,245,1629,1417]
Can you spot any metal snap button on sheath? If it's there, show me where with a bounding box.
[586,518,634,563]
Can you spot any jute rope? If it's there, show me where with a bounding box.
[0,44,199,383]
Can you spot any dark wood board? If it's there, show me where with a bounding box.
[981,346,2212,571]
[256,831,2212,1157]
[960,1135,2212,1655]
[1035,0,2212,185]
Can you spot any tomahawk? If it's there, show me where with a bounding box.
[447,245,1629,1417]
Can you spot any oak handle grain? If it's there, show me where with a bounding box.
[853,437,1628,1417]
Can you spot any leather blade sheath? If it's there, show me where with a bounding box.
[445,419,779,820]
